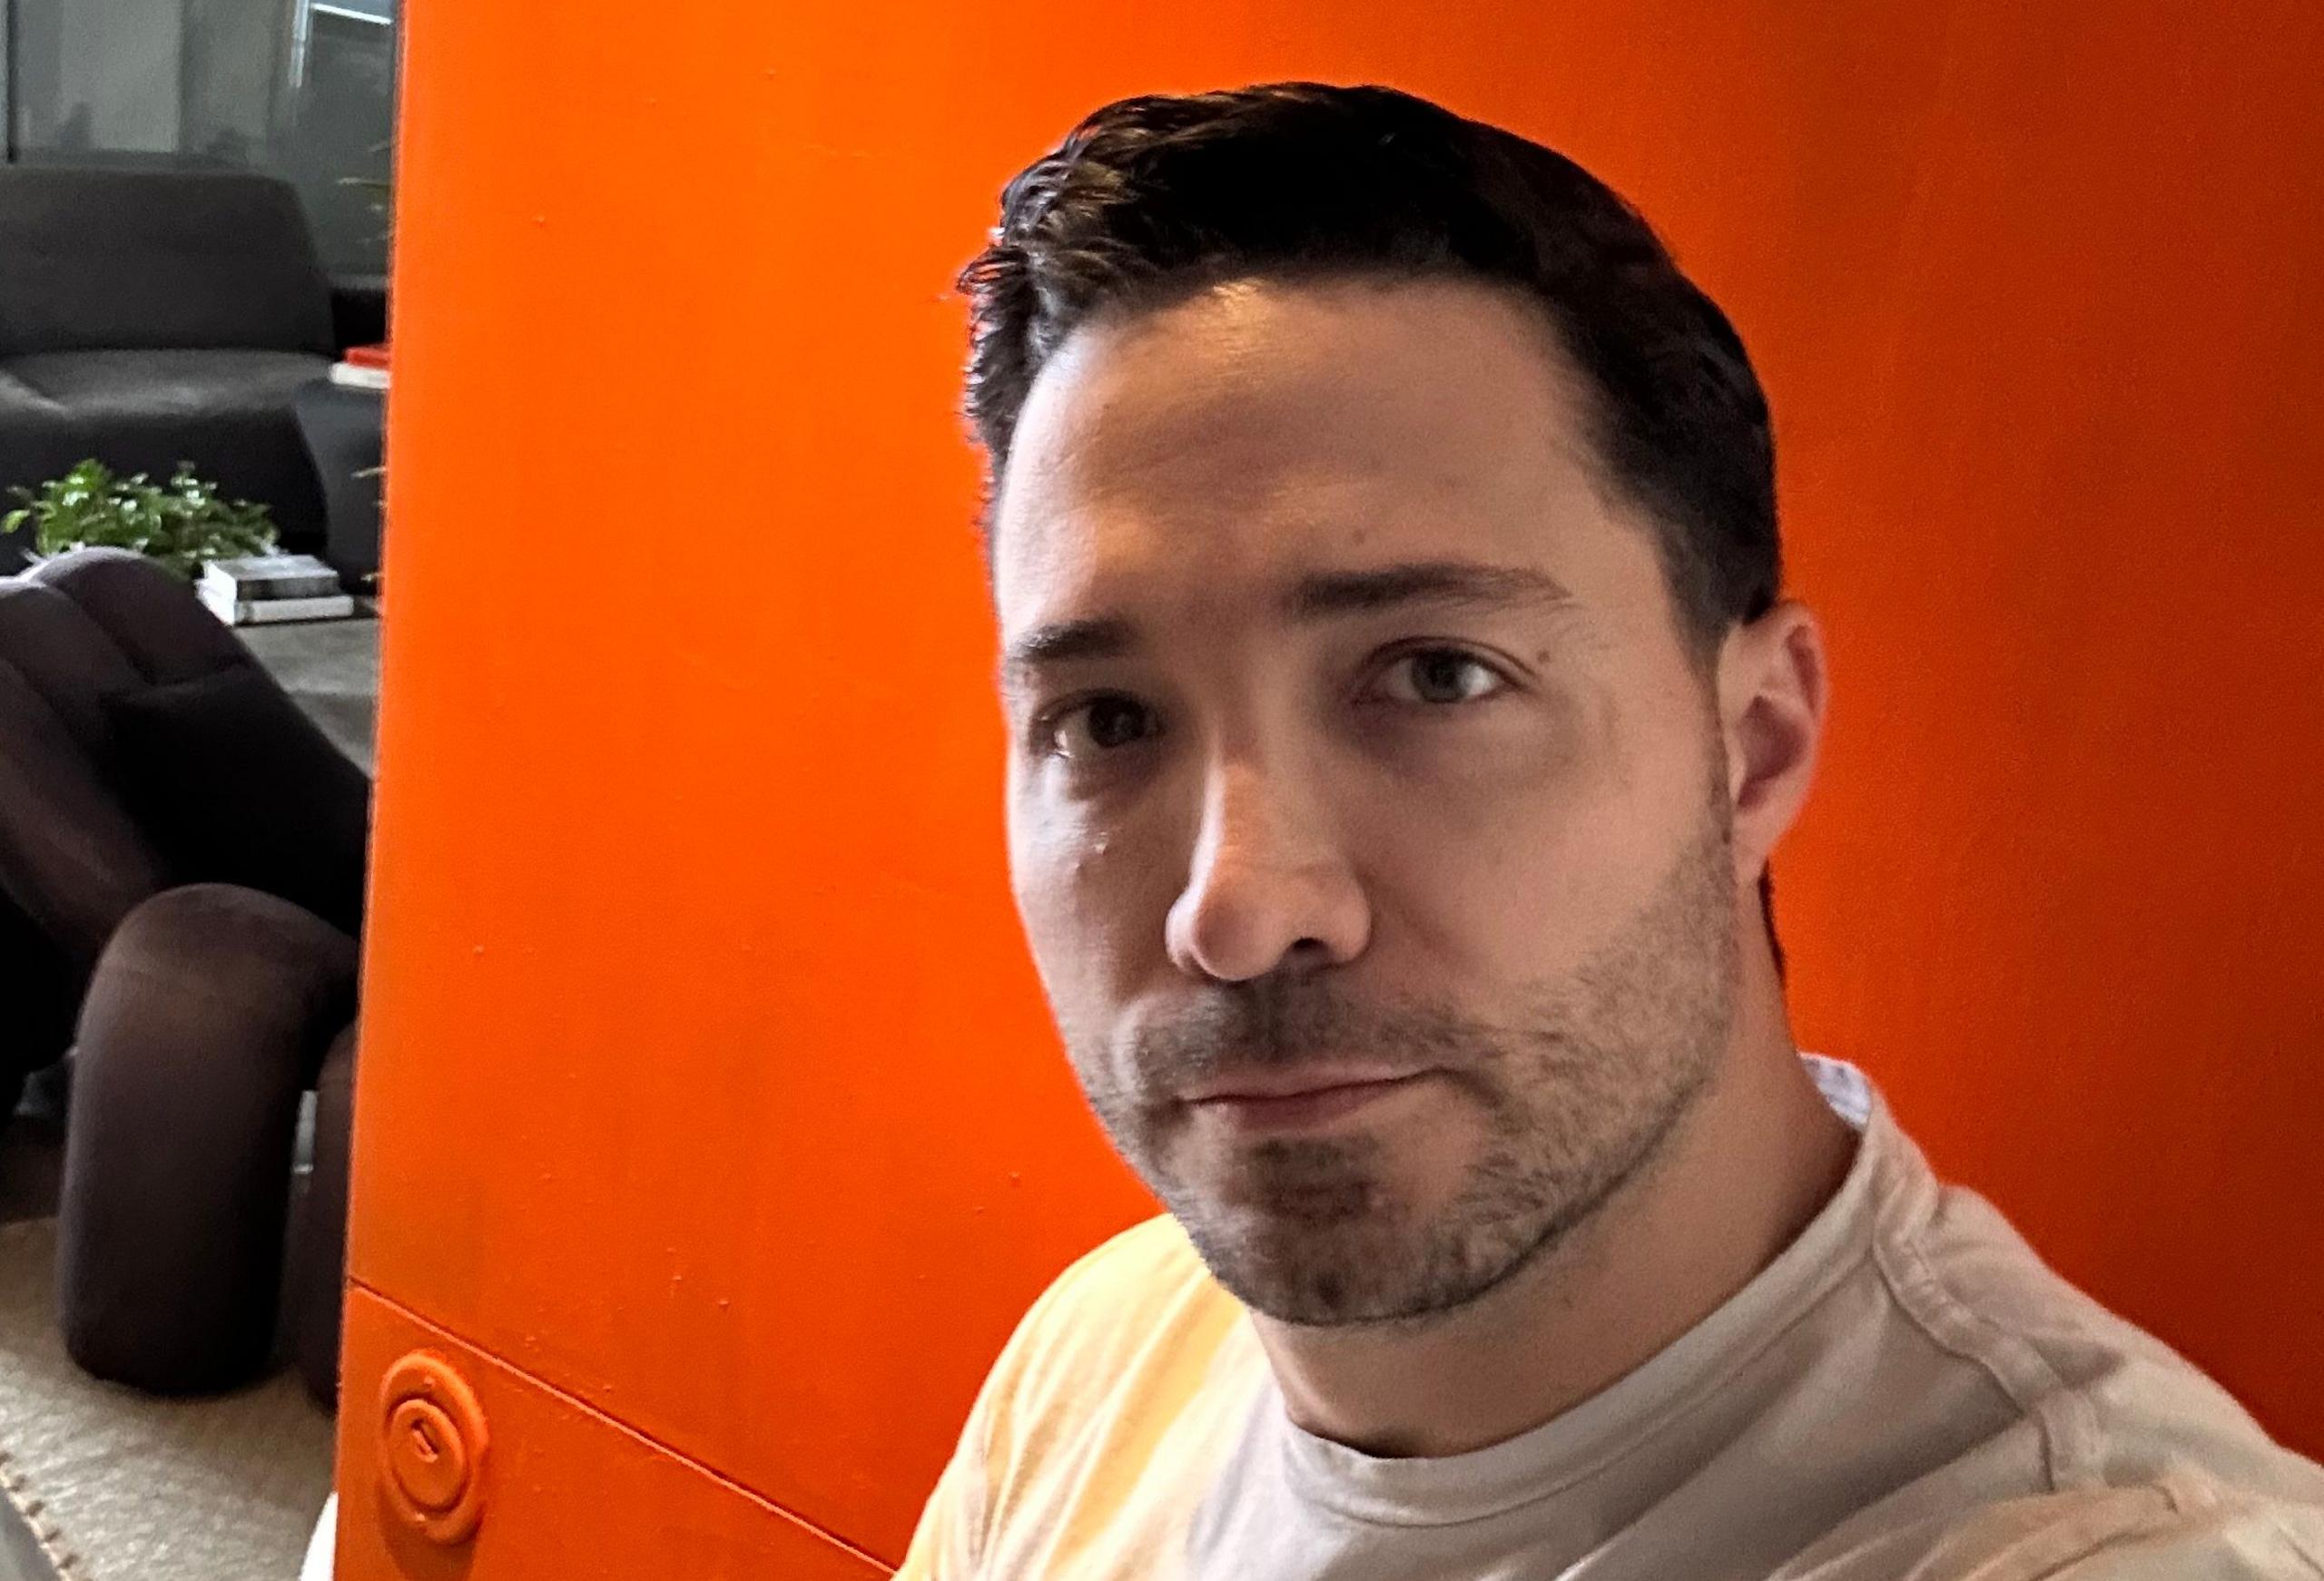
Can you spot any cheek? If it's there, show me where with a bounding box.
[1006,798,1088,970]
[1006,791,1169,1026]
[1361,705,1592,854]
[1347,710,1658,974]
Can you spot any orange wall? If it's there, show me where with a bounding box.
[338,2,2324,1573]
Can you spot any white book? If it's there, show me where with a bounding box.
[199,583,356,625]
[328,362,390,391]
[202,553,344,600]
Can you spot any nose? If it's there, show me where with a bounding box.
[1165,753,1370,983]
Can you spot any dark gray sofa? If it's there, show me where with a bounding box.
[0,167,377,572]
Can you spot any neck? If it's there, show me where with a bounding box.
[1247,965,1858,1458]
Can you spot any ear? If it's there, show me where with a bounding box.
[1716,601,1828,887]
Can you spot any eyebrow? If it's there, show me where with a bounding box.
[1000,614,1136,687]
[1282,560,1577,620]
[1001,560,1576,687]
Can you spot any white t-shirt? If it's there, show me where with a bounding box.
[899,1059,2324,1579]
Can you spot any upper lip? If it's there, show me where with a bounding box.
[1183,1067,1427,1104]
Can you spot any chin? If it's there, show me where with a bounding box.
[1161,1148,1452,1326]
[1190,1212,1411,1326]
[1158,1122,1578,1328]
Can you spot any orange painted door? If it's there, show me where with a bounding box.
[337,2,2322,1575]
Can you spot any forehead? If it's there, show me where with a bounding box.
[990,276,1646,631]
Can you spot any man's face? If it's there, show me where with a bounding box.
[993,276,1746,1328]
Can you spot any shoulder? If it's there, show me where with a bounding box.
[931,1215,1254,1570]
[2035,1485,2324,1579]
[1790,1476,2324,1580]
[990,1216,1233,1388]
[1864,1120,2324,1508]
[975,1213,1252,1468]
[900,1217,1244,1576]
[1906,1187,2324,1501]
[1831,1116,2324,1577]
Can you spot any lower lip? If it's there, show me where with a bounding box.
[1188,1074,1433,1133]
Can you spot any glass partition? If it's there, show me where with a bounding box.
[5,0,396,278]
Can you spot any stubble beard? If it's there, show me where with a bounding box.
[1075,808,1742,1330]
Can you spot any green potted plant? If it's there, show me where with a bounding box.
[3,458,279,582]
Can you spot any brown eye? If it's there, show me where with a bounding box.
[1378,649,1506,706]
[1055,695,1157,757]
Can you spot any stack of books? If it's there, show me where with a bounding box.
[198,554,357,625]
[329,342,390,391]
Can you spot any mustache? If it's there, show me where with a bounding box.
[1124,977,1481,1088]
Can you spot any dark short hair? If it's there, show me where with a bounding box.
[958,81,1781,661]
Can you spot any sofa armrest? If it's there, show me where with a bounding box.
[57,882,358,1394]
[330,275,389,354]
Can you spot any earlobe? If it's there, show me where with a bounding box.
[1718,603,1828,877]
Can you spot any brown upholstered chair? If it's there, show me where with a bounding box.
[0,546,367,1402]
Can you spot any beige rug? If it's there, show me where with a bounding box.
[0,1218,333,1580]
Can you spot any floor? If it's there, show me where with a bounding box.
[2,1083,68,1581]
[0,1488,56,1581]
[0,1215,334,1581]
[0,1077,333,1581]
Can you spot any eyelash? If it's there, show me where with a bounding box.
[1362,645,1514,709]
[1030,646,1516,761]
[1034,694,1154,759]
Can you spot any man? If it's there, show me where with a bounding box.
[901,83,2324,1580]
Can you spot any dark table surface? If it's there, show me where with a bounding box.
[237,606,382,773]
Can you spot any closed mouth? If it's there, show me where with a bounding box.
[1183,1068,1430,1105]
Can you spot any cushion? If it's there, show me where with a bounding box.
[0,371,90,570]
[0,167,335,358]
[0,578,144,756]
[32,547,262,687]
[103,665,369,937]
[2,349,331,421]
[0,367,67,418]
[0,659,167,967]
[1,352,334,545]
